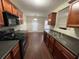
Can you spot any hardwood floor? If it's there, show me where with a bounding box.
[24,32,53,59]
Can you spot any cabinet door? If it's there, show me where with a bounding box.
[53,41,67,59]
[2,0,12,13]
[4,53,12,59]
[51,13,57,26]
[45,34,49,48]
[53,41,76,59]
[67,1,79,27]
[0,11,4,26]
[12,5,18,16]
[48,14,52,25]
[0,0,3,11]
[68,0,76,3]
[48,36,54,54]
[48,13,56,26]
[18,11,23,24]
[12,43,21,59]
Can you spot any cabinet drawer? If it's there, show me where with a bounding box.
[12,43,19,56]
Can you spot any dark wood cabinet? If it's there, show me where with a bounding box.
[53,41,76,59]
[4,42,21,59]
[4,53,12,59]
[68,0,76,3]
[44,33,54,54]
[12,43,21,59]
[48,12,56,26]
[48,36,54,54]
[67,1,79,27]
[44,32,76,59]
[0,11,4,26]
[2,0,12,14]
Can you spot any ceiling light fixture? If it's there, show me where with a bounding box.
[32,0,48,6]
[33,18,38,21]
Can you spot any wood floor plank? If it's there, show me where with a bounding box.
[24,32,53,59]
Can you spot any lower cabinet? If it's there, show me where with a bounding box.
[11,43,21,59]
[53,41,76,59]
[4,53,12,59]
[4,42,21,59]
[44,33,77,59]
[48,36,54,54]
[44,33,55,55]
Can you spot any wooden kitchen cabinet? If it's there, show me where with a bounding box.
[48,12,57,26]
[68,0,76,3]
[17,11,23,24]
[53,41,76,59]
[12,5,18,16]
[67,1,79,27]
[44,31,47,41]
[44,33,55,54]
[45,34,49,48]
[44,32,77,59]
[0,0,4,27]
[0,0,3,11]
[12,43,21,59]
[0,11,4,26]
[4,53,12,59]
[2,0,12,14]
[48,36,55,54]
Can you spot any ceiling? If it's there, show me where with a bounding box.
[11,0,67,17]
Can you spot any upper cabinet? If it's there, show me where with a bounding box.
[0,0,3,11]
[12,5,18,16]
[2,0,12,14]
[68,0,76,3]
[67,1,79,27]
[0,11,4,26]
[17,10,23,24]
[1,0,23,25]
[48,12,57,26]
[0,0,4,26]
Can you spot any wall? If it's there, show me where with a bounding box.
[26,16,46,32]
[51,1,79,39]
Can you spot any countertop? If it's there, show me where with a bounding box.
[45,29,79,56]
[0,40,19,59]
[15,30,28,34]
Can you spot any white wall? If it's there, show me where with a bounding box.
[26,16,46,32]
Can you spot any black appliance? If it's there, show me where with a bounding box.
[3,12,19,26]
[0,28,27,59]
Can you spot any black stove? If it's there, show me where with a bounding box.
[0,28,27,59]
